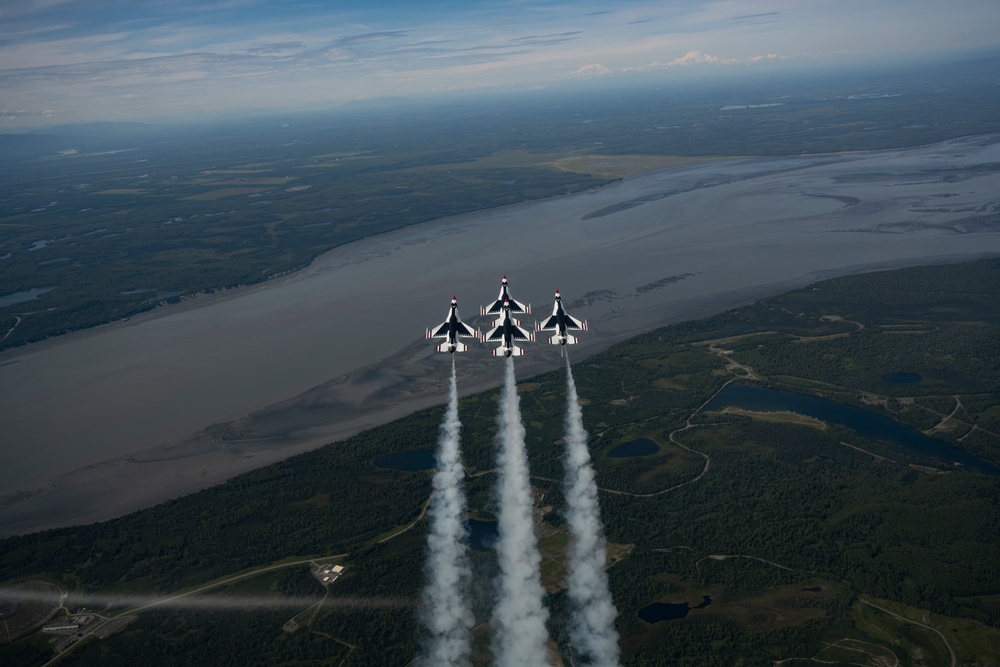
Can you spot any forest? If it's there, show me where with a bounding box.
[2,257,1000,664]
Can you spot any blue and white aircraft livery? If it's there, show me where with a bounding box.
[481,275,530,316]
[536,290,588,354]
[425,296,479,353]
[482,298,534,357]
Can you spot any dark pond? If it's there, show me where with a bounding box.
[639,595,713,623]
[608,437,660,458]
[883,373,923,384]
[0,286,57,309]
[704,383,1000,476]
[374,449,436,472]
[466,519,499,552]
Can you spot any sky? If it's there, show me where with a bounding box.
[1,0,998,127]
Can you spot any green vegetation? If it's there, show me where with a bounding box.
[4,54,1000,349]
[2,257,1000,664]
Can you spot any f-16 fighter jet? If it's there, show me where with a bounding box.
[481,275,530,316]
[482,298,534,357]
[536,290,588,354]
[426,296,479,353]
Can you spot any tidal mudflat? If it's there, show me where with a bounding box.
[3,134,1000,535]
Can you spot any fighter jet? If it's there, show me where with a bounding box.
[536,290,588,354]
[482,298,534,357]
[481,275,530,316]
[426,296,478,353]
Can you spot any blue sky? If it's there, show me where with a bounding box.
[1,0,998,127]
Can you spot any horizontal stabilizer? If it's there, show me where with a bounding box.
[436,342,469,353]
[491,344,526,357]
[549,335,579,345]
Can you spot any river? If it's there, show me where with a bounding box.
[2,134,1000,535]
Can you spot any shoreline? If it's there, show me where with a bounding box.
[0,180,617,366]
[3,134,1000,536]
[3,253,994,537]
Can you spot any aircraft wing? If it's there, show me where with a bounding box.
[482,324,505,343]
[427,321,452,339]
[537,314,586,332]
[536,314,560,332]
[511,324,533,342]
[454,321,478,339]
[483,297,530,316]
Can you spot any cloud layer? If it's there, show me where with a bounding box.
[1,1,998,124]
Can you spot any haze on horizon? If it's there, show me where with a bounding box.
[2,0,999,128]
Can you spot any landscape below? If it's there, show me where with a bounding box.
[3,53,1000,351]
[2,257,999,665]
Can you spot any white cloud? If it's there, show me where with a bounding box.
[0,0,997,125]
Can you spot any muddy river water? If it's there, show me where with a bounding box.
[3,134,1000,534]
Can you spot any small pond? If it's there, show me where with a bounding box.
[466,519,499,552]
[374,449,436,472]
[638,596,713,623]
[608,438,660,458]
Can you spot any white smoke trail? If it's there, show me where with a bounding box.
[418,356,474,667]
[563,355,621,666]
[491,357,551,666]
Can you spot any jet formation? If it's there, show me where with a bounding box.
[426,276,588,356]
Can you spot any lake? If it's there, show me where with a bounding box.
[608,438,660,458]
[704,383,1000,475]
[638,596,713,623]
[0,286,57,309]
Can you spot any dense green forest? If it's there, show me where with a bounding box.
[2,257,1000,664]
[4,52,1000,348]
